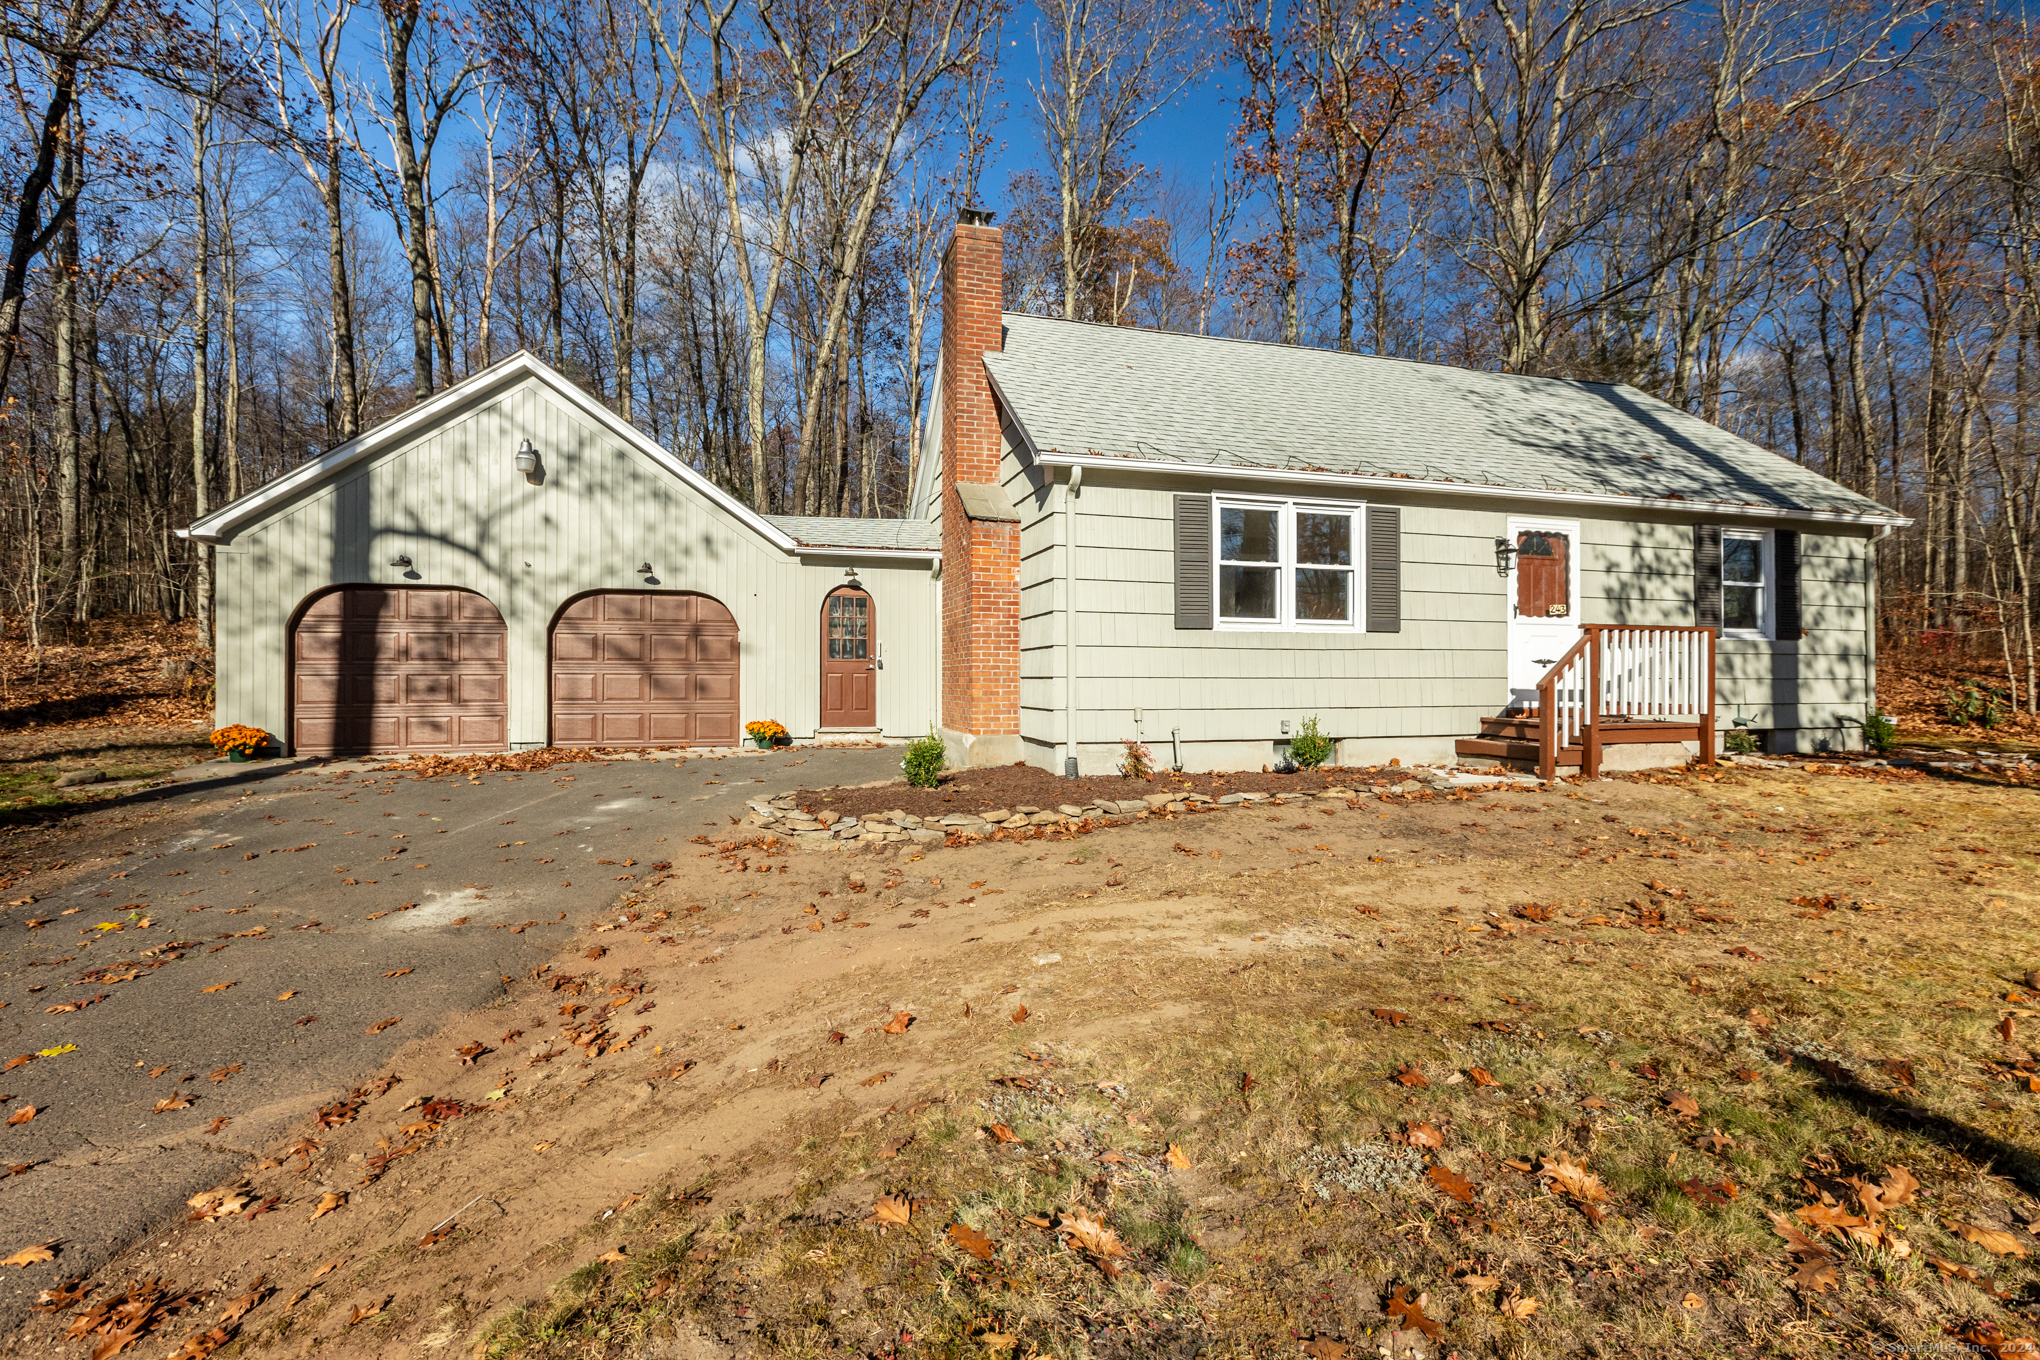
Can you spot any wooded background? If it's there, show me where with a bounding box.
[0,0,2035,713]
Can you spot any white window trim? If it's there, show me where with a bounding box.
[1721,528,1775,640]
[1211,493,1367,633]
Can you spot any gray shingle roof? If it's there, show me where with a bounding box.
[983,313,1899,521]
[763,515,941,552]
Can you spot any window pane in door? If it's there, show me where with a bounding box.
[1295,512,1352,565]
[1295,568,1351,621]
[1724,583,1761,631]
[827,595,868,660]
[1221,566,1279,619]
[1220,507,1279,562]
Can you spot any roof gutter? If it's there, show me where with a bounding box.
[1025,448,1913,530]
[787,546,942,562]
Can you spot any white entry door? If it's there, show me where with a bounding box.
[1505,517,1582,711]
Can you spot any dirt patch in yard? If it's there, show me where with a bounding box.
[6,762,2040,1359]
[797,762,1437,820]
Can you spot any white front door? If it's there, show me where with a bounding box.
[1505,517,1582,712]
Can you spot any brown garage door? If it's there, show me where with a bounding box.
[551,592,739,747]
[292,587,508,756]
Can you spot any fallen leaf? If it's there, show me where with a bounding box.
[1538,1152,1610,1222]
[596,1247,629,1263]
[1165,1142,1192,1168]
[1681,1292,1705,1310]
[217,1277,270,1325]
[153,1094,193,1113]
[366,1018,400,1034]
[1427,1164,1477,1204]
[312,1258,347,1278]
[947,1222,996,1261]
[6,1105,35,1125]
[347,1297,387,1325]
[1664,1090,1700,1118]
[308,1191,347,1222]
[1,1242,56,1267]
[882,1011,913,1034]
[1300,1340,1352,1360]
[1950,1220,2028,1257]
[1385,1286,1442,1341]
[1393,1063,1429,1088]
[275,991,297,1001]
[1500,1295,1541,1318]
[1371,1008,1408,1026]
[1468,1067,1500,1088]
[1406,1123,1444,1148]
[208,1064,242,1084]
[1011,1004,1029,1024]
[987,1123,1021,1144]
[200,982,236,994]
[859,1071,893,1087]
[866,1195,912,1226]
[1060,1206,1126,1271]
[382,969,412,979]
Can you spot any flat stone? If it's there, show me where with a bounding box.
[899,815,923,828]
[981,809,1011,824]
[938,815,976,826]
[55,769,106,788]
[1184,793,1213,804]
[907,828,944,844]
[1001,816,1031,829]
[785,820,824,833]
[1115,799,1149,814]
[884,831,908,842]
[1165,802,1187,814]
[795,832,835,849]
[1028,811,1061,825]
[1142,793,1172,808]
[746,800,776,814]
[1016,806,1042,816]
[1057,804,1086,817]
[816,810,841,826]
[1217,793,1253,805]
[1032,953,1062,966]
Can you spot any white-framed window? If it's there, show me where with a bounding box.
[1214,495,1365,631]
[1721,529,1773,638]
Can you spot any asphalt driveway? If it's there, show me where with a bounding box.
[0,742,900,1334]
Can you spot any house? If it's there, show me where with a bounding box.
[910,209,1906,776]
[186,210,1905,775]
[182,355,940,756]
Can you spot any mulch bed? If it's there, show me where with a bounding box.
[793,762,1432,820]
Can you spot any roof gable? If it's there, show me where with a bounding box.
[182,352,799,551]
[982,313,1901,524]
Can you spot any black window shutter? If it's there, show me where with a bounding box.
[1365,505,1401,633]
[1775,530,1801,639]
[1173,495,1213,630]
[1693,524,1722,629]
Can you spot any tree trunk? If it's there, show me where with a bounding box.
[190,95,213,647]
[54,108,81,628]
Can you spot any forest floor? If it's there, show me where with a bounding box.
[0,617,213,816]
[3,755,2035,1360]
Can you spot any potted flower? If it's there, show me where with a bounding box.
[211,724,273,763]
[745,719,788,750]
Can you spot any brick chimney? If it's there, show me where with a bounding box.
[939,208,1021,760]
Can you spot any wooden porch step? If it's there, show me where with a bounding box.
[1454,737,1581,767]
[1475,716,1704,745]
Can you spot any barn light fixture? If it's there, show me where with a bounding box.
[515,439,539,475]
[637,562,654,576]
[390,553,413,570]
[1493,537,1518,576]
[842,566,862,590]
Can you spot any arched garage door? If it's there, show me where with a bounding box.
[551,592,739,747]
[292,587,508,756]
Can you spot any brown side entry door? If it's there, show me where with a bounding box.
[291,587,508,756]
[552,591,740,747]
[819,587,876,729]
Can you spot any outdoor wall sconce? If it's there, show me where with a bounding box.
[390,553,413,570]
[1493,537,1518,576]
[515,439,544,484]
[843,565,862,590]
[637,563,654,576]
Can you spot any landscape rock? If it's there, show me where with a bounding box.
[55,769,106,788]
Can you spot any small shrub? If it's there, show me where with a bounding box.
[1289,715,1335,770]
[1118,738,1154,780]
[1724,727,1758,755]
[1861,707,1897,753]
[901,729,945,788]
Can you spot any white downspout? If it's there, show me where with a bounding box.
[1064,464,1082,777]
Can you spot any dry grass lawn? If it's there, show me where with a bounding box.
[15,759,2039,1360]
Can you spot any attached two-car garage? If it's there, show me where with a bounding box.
[192,352,937,755]
[292,587,742,757]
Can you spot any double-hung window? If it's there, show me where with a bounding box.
[1215,496,1363,630]
[1721,530,1772,638]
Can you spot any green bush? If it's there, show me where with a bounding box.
[1724,727,1758,756]
[1289,714,1335,770]
[901,729,946,789]
[1118,738,1155,780]
[1861,707,1897,753]
[1943,684,2008,730]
